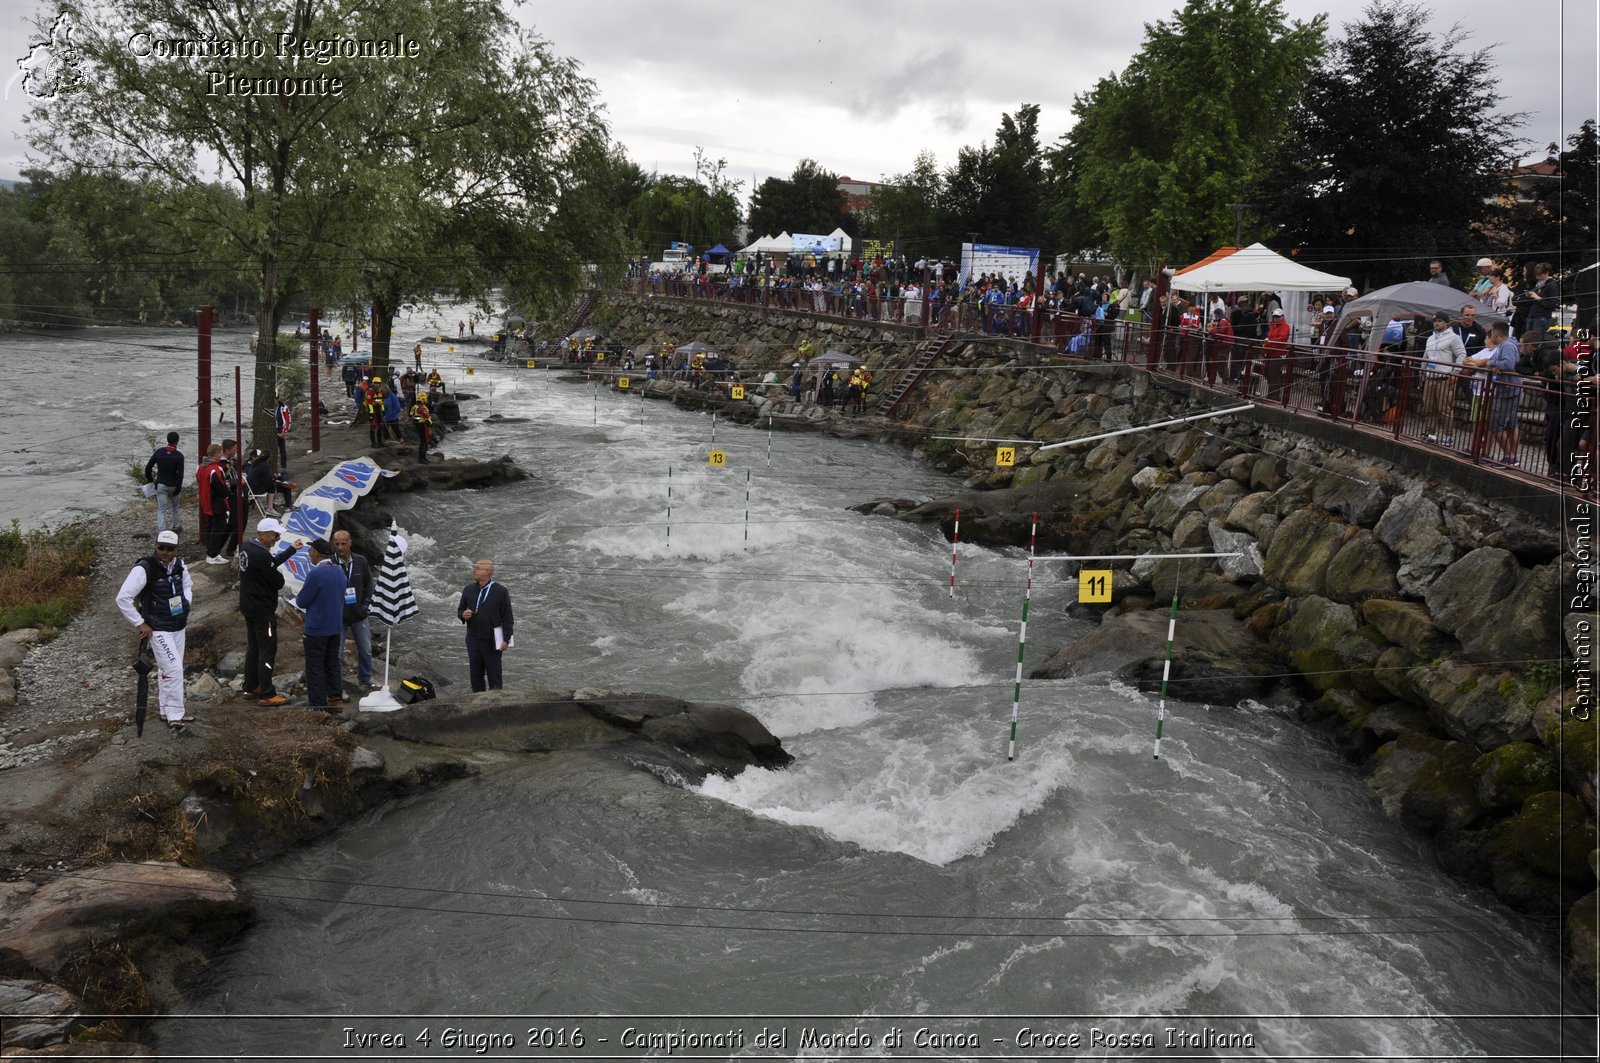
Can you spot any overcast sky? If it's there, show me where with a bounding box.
[2,0,1595,200]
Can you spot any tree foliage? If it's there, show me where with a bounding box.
[1255,1,1520,288]
[1060,0,1325,267]
[746,158,849,241]
[862,149,944,252]
[1505,120,1598,271]
[628,148,742,256]
[942,104,1046,251]
[26,0,614,453]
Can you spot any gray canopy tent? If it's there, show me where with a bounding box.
[1332,281,1509,352]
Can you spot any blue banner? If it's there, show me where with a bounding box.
[280,458,397,600]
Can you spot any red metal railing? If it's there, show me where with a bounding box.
[608,281,1586,494]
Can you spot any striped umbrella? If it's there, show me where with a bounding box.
[369,523,419,628]
[360,522,419,711]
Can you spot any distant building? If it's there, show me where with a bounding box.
[1505,158,1558,204]
[836,175,885,215]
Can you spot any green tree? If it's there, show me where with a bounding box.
[942,104,1046,253]
[1063,0,1325,267]
[746,158,849,240]
[1505,120,1598,274]
[1255,1,1520,288]
[862,149,946,253]
[629,149,742,256]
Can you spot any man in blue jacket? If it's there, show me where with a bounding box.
[295,538,347,712]
[382,382,405,443]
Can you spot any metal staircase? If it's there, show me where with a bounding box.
[875,334,956,417]
[565,289,598,335]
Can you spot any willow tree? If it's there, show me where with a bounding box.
[25,0,608,454]
[329,4,620,368]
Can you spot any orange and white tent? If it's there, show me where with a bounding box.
[1169,242,1349,294]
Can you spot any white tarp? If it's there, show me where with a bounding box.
[1170,243,1350,294]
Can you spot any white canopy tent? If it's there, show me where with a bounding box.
[826,227,852,254]
[739,231,793,254]
[1168,243,1350,294]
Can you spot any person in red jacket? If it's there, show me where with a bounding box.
[1262,308,1292,403]
[195,443,232,565]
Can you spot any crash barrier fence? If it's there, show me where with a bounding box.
[610,281,1588,493]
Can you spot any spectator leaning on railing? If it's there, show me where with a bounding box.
[1464,322,1524,468]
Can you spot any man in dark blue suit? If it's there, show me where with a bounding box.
[457,559,514,691]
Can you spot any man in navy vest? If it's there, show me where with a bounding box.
[457,559,513,692]
[115,529,194,730]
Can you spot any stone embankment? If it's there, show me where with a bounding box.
[0,383,787,1054]
[557,291,1596,987]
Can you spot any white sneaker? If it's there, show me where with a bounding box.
[206,555,228,565]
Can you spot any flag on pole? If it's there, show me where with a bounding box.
[360,521,419,711]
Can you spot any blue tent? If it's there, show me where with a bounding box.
[706,243,730,256]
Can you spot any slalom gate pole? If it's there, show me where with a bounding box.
[1007,511,1037,762]
[1154,565,1180,759]
[640,390,645,433]
[767,415,774,465]
[948,508,961,599]
[488,382,494,417]
[744,469,750,549]
[666,464,672,542]
[711,410,717,446]
[592,380,598,426]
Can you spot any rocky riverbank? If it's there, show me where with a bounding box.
[563,290,1597,988]
[0,386,789,1054]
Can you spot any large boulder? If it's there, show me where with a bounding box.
[1270,595,1357,690]
[1032,608,1279,702]
[1373,489,1458,596]
[1206,523,1264,581]
[0,980,80,1049]
[1515,792,1599,885]
[353,687,791,780]
[1222,490,1275,540]
[1311,460,1393,525]
[1407,659,1536,749]
[1360,599,1454,658]
[1571,891,1599,988]
[1142,482,1210,528]
[0,863,249,981]
[1398,739,1486,832]
[1546,716,1599,816]
[1473,743,1559,810]
[1262,508,1348,595]
[1323,530,1399,604]
[1423,548,1522,640]
[1455,563,1561,666]
[1196,479,1248,520]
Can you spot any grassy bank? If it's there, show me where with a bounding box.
[0,518,98,633]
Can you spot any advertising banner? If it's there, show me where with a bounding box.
[960,242,1040,286]
[279,457,398,598]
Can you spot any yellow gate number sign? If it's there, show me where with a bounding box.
[708,449,727,467]
[596,352,606,362]
[1078,569,1113,603]
[730,385,745,400]
[617,376,630,390]
[465,367,475,376]
[525,359,536,369]
[995,446,1016,467]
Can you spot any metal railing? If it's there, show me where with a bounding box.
[609,281,1587,494]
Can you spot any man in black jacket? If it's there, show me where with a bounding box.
[144,431,184,537]
[238,517,302,705]
[331,529,375,698]
[456,559,513,692]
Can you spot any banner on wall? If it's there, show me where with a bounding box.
[791,232,844,254]
[278,457,398,598]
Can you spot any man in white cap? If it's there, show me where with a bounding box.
[1470,257,1497,304]
[237,516,303,705]
[115,529,193,730]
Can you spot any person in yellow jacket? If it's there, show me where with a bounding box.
[363,383,385,449]
[410,396,434,464]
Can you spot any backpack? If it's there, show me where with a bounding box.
[398,676,436,704]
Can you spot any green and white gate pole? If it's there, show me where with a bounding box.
[1007,511,1038,762]
[744,469,751,549]
[666,464,672,542]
